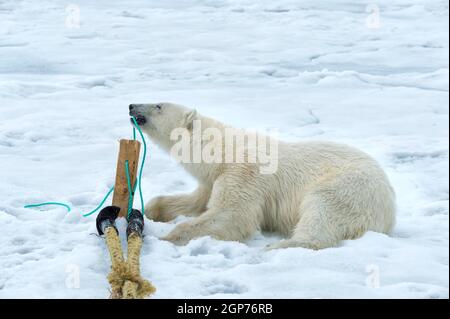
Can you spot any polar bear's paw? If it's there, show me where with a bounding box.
[160,221,196,246]
[144,196,177,222]
[265,239,335,251]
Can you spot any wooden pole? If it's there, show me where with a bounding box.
[112,139,141,217]
[103,139,155,299]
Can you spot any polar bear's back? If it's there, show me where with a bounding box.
[281,141,391,181]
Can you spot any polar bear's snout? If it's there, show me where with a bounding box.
[129,104,147,125]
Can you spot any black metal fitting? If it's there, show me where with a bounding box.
[126,209,145,239]
[96,206,121,236]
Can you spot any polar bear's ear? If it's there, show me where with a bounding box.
[183,109,197,130]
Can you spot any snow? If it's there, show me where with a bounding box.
[0,0,448,298]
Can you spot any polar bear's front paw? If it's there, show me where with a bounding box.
[265,239,324,251]
[160,233,189,246]
[144,196,176,222]
[160,222,197,246]
[265,241,287,251]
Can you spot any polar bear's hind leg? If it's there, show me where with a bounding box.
[267,193,346,250]
[267,169,394,250]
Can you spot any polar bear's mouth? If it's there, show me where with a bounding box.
[131,115,147,126]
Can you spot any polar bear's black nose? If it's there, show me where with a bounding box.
[129,104,135,111]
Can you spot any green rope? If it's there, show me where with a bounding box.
[24,115,147,217]
[24,202,71,212]
[125,160,133,217]
[82,186,115,217]
[130,117,146,216]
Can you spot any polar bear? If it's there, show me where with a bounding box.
[129,102,396,250]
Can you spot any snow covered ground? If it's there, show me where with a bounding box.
[0,0,448,298]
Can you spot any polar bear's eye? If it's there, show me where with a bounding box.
[155,104,162,110]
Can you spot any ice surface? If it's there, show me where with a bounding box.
[0,0,448,298]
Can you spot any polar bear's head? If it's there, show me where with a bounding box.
[129,102,197,148]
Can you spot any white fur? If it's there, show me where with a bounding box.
[131,102,396,250]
